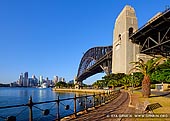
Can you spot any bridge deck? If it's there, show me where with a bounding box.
[63,91,137,121]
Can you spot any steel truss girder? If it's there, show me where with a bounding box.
[129,8,170,57]
[77,46,112,80]
[140,26,170,56]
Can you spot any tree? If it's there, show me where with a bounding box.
[102,73,125,84]
[130,57,166,98]
[107,79,119,89]
[55,81,67,88]
[151,58,170,83]
[120,75,131,90]
[92,80,105,89]
[132,72,143,87]
[67,83,75,88]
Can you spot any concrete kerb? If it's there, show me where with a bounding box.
[127,90,135,108]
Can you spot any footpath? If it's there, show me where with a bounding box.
[62,90,138,121]
[61,90,170,121]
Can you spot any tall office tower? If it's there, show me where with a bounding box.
[32,75,36,79]
[39,76,43,85]
[112,5,139,74]
[63,78,65,82]
[58,77,61,82]
[46,77,49,81]
[46,77,48,84]
[53,76,58,84]
[59,77,65,82]
[32,75,38,86]
[19,73,24,86]
[46,77,50,86]
[23,72,29,87]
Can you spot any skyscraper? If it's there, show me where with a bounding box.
[53,76,58,84]
[23,72,28,87]
[39,76,43,85]
[59,77,65,82]
[19,73,23,86]
[32,75,38,86]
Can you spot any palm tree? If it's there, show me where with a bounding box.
[130,57,166,98]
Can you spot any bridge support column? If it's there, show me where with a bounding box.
[75,81,83,89]
[112,5,139,74]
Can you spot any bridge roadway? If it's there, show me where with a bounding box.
[65,91,135,121]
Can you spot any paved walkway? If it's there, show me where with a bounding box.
[151,91,170,98]
[137,89,170,98]
[60,90,170,121]
[64,91,136,121]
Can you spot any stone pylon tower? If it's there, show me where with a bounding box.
[112,5,139,74]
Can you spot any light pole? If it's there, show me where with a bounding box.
[131,73,134,93]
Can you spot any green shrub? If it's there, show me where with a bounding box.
[150,84,155,89]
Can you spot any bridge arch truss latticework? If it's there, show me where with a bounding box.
[77,46,112,81]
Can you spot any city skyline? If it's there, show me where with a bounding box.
[0,0,169,84]
[11,71,66,87]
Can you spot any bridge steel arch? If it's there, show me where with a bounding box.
[76,46,112,82]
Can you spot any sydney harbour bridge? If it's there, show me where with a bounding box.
[76,6,170,84]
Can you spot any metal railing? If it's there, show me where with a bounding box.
[0,89,120,121]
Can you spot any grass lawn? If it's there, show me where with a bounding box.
[133,91,170,121]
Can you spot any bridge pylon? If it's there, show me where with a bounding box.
[112,5,139,74]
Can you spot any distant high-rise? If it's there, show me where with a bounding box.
[19,73,24,86]
[39,76,43,85]
[23,72,28,87]
[32,75,38,86]
[59,77,65,82]
[32,75,36,79]
[46,77,49,81]
[46,77,50,86]
[53,76,58,84]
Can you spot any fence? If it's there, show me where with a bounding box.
[0,89,120,121]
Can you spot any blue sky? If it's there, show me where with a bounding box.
[0,0,169,84]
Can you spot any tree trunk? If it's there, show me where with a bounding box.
[124,85,127,90]
[112,85,114,90]
[142,75,151,98]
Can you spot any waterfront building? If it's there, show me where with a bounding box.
[68,80,74,84]
[46,77,50,86]
[18,73,24,86]
[32,75,38,86]
[16,79,20,86]
[59,77,65,82]
[32,75,36,80]
[49,80,53,86]
[23,72,28,87]
[46,77,49,82]
[28,78,33,87]
[10,82,18,87]
[39,76,43,85]
[53,76,58,85]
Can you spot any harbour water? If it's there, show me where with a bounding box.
[0,87,86,121]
